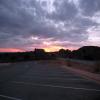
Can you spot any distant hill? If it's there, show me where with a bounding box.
[70,46,100,61]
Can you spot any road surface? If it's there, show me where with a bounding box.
[0,61,100,100]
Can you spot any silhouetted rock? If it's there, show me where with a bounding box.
[71,46,100,61]
[34,49,47,60]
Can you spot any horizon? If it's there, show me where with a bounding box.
[0,47,75,53]
[0,45,100,53]
[0,0,100,52]
[0,46,77,53]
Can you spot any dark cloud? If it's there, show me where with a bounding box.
[0,0,100,51]
[79,0,100,16]
[50,0,78,21]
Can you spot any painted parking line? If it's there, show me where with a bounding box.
[20,76,88,81]
[12,81,100,92]
[22,73,79,77]
[0,94,22,100]
[47,78,88,81]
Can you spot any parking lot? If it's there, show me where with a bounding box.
[0,61,100,100]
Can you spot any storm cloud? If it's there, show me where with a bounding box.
[0,0,100,51]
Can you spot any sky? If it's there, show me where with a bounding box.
[0,0,100,52]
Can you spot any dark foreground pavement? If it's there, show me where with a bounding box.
[0,61,100,100]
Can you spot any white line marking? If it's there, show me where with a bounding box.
[50,78,88,81]
[0,94,22,100]
[22,77,87,81]
[12,81,100,92]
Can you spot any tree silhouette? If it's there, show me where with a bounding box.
[58,49,71,58]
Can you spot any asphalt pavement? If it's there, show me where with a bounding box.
[0,61,100,100]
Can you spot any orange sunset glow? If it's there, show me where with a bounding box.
[43,46,77,52]
[0,48,24,52]
[44,46,65,52]
[0,46,78,53]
